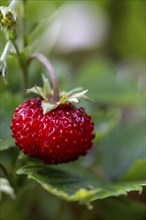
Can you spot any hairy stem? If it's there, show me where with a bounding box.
[22,0,28,47]
[28,53,59,102]
[9,0,18,9]
[0,0,18,63]
[12,40,28,95]
[12,40,20,56]
[0,41,12,62]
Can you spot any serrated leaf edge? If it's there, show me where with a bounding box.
[17,167,146,204]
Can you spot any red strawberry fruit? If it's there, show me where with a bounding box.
[11,53,95,164]
[11,97,94,164]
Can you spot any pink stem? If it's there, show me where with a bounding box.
[28,53,59,102]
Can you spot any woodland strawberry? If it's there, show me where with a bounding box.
[11,97,95,164]
[11,53,95,164]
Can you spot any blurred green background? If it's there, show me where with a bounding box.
[0,0,145,220]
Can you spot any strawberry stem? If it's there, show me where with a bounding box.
[9,0,18,9]
[28,53,59,102]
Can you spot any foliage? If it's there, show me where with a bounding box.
[0,0,145,220]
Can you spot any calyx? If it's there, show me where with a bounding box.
[26,75,92,114]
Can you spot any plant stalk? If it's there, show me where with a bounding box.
[28,53,60,102]
[9,0,18,9]
[0,41,12,62]
[0,0,19,64]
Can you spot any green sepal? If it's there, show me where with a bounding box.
[26,75,93,114]
[66,87,83,96]
[41,100,57,114]
[26,86,48,101]
[67,97,79,103]
[42,74,52,97]
[57,95,67,105]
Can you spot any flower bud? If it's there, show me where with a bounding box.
[0,6,17,40]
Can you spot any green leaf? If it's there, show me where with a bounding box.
[17,165,146,205]
[100,119,145,181]
[0,138,15,151]
[96,197,146,220]
[120,159,146,182]
[0,178,15,199]
[0,92,22,140]
[73,58,144,106]
[93,110,121,141]
[112,1,145,58]
[29,4,64,52]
